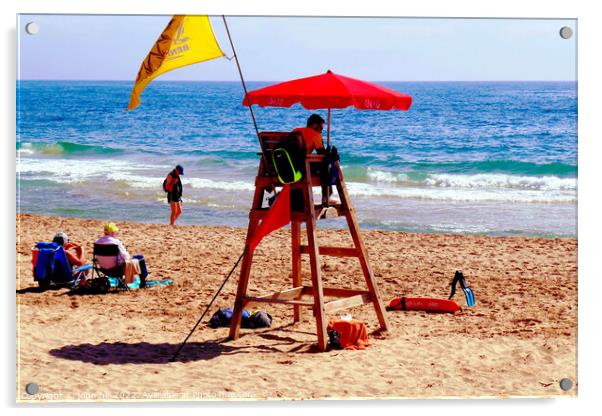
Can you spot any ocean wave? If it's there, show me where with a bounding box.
[18,157,255,193]
[17,157,173,186]
[106,175,254,193]
[423,173,576,191]
[18,157,575,203]
[106,172,164,189]
[344,159,577,177]
[346,181,575,203]
[365,169,411,183]
[18,158,139,182]
[364,168,576,192]
[16,140,577,180]
[186,177,254,192]
[17,141,125,156]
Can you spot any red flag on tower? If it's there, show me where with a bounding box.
[248,185,291,251]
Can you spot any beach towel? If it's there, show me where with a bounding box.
[107,276,173,290]
[327,320,370,350]
[73,275,172,291]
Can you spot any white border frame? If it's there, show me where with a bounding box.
[4,1,600,414]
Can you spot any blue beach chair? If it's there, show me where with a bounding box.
[32,242,92,289]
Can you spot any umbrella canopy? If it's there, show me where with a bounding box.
[243,70,412,111]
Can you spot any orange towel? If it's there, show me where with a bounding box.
[123,258,141,284]
[327,320,371,350]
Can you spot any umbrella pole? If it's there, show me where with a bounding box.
[327,108,331,148]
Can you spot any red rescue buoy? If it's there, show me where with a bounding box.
[387,297,461,313]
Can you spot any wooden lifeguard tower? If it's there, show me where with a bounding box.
[228,132,390,351]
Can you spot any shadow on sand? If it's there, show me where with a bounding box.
[49,340,284,365]
[16,285,67,294]
[16,286,124,297]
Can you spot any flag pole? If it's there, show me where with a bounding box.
[221,16,261,144]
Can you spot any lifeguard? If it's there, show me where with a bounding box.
[292,114,337,206]
[292,113,325,155]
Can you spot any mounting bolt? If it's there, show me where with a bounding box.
[559,378,573,391]
[25,22,39,35]
[559,26,573,39]
[25,383,39,395]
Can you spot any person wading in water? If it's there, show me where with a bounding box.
[163,165,184,225]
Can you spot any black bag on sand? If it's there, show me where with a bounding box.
[208,308,251,328]
[246,311,273,329]
[327,329,342,349]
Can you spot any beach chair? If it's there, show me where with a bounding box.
[32,242,92,289]
[258,131,305,179]
[90,243,130,291]
[258,131,307,211]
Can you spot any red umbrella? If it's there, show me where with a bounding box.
[243,70,412,145]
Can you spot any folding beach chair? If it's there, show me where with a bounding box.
[91,243,130,291]
[32,242,92,289]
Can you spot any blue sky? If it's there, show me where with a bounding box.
[17,15,576,81]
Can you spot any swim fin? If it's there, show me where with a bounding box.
[448,270,476,308]
[462,287,476,307]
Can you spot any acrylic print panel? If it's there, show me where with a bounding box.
[16,14,577,401]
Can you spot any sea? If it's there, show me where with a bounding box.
[16,81,577,238]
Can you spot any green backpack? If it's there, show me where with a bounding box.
[271,133,305,184]
[272,147,302,184]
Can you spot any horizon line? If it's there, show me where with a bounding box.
[17,79,577,83]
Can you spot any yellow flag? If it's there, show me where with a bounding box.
[127,15,225,111]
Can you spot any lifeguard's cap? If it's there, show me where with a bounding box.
[104,222,119,234]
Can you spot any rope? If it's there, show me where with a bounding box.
[170,249,246,361]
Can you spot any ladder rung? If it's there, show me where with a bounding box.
[299,246,360,257]
[243,296,314,307]
[324,293,373,314]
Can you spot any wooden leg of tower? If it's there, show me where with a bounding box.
[291,220,302,322]
[229,215,259,340]
[303,163,328,351]
[335,163,390,332]
[229,181,265,340]
[306,220,328,351]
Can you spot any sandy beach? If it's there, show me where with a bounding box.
[16,213,577,401]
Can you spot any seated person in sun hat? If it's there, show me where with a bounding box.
[94,222,145,285]
[52,231,88,269]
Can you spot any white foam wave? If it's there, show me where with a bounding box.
[18,158,138,182]
[186,177,254,192]
[17,143,35,156]
[424,173,577,191]
[366,168,576,191]
[18,158,576,204]
[18,157,255,193]
[346,182,576,203]
[366,168,410,183]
